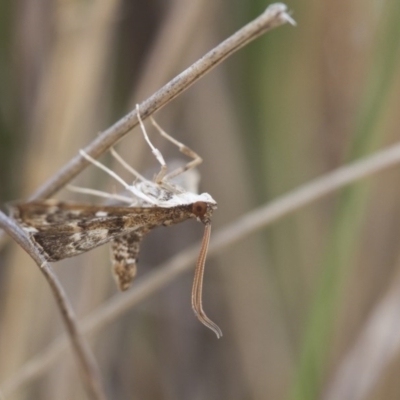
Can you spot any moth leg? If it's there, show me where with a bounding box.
[80,149,156,205]
[136,104,167,184]
[150,117,203,181]
[110,229,149,291]
[67,185,133,204]
[109,147,148,183]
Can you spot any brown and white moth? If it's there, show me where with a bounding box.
[10,106,222,338]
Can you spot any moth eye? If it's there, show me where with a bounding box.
[192,201,207,217]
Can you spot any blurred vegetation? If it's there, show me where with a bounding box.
[1,0,400,399]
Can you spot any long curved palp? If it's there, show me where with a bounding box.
[191,224,222,338]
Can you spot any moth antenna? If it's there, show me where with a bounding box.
[136,104,167,184]
[109,147,148,183]
[67,185,133,204]
[191,224,222,338]
[150,117,203,181]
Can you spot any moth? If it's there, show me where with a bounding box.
[10,106,222,338]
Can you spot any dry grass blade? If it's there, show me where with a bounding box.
[323,266,400,400]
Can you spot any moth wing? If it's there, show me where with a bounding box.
[110,228,151,291]
[10,201,148,226]
[10,201,153,261]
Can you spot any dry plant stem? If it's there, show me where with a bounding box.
[0,3,293,395]
[0,212,107,400]
[0,5,292,241]
[5,141,400,396]
[28,3,293,200]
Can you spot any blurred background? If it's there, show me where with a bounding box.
[1,0,400,399]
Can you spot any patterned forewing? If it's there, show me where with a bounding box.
[10,201,197,262]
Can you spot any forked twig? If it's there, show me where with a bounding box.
[4,140,400,396]
[0,3,293,249]
[0,3,294,396]
[0,212,107,400]
[28,3,294,200]
[323,266,400,400]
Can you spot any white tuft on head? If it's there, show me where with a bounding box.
[157,192,216,207]
[128,179,216,208]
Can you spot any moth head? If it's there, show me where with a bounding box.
[191,196,217,224]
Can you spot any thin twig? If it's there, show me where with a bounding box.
[0,3,292,248]
[0,4,294,396]
[4,140,400,396]
[28,3,294,200]
[0,0,211,251]
[0,212,107,400]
